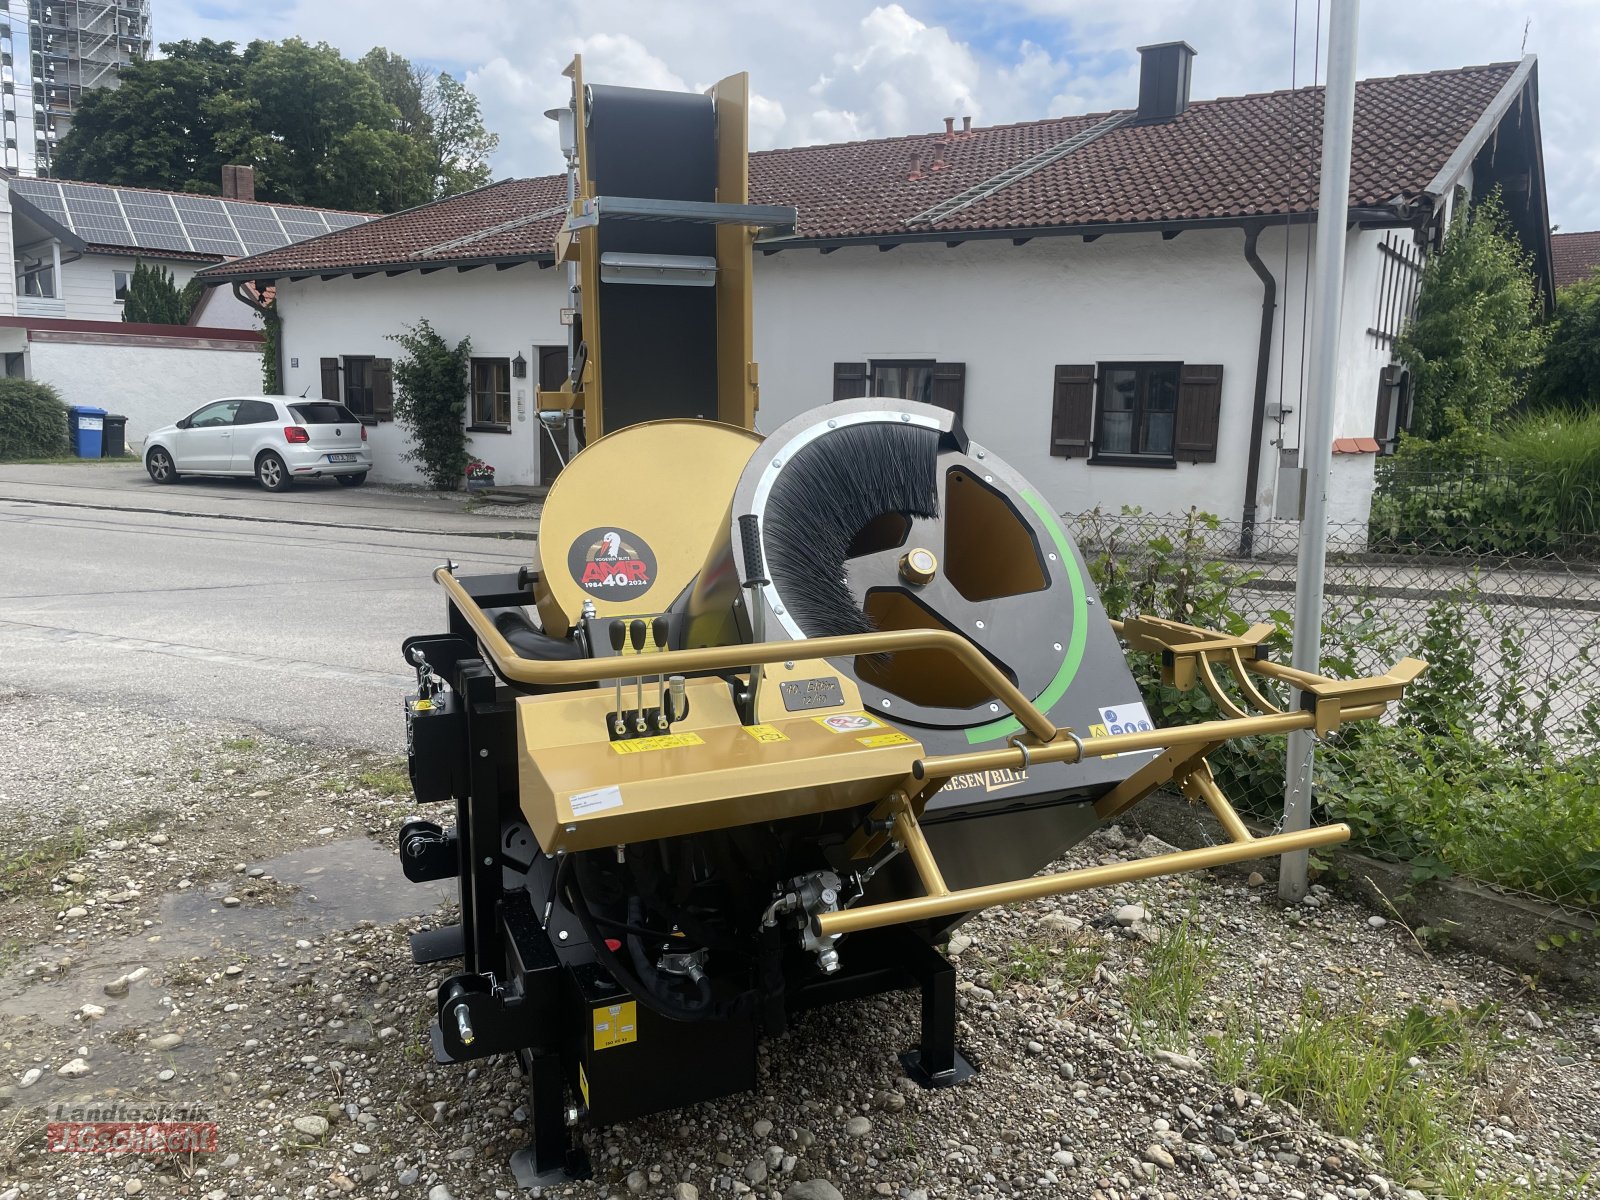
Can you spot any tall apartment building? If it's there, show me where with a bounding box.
[0,0,152,176]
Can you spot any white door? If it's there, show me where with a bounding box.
[177,400,242,472]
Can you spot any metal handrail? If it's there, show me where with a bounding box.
[434,567,1060,740]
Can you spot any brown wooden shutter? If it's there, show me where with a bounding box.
[1372,363,1397,445]
[372,357,394,421]
[833,362,868,401]
[1174,363,1223,463]
[320,357,340,403]
[929,362,966,421]
[1049,365,1095,458]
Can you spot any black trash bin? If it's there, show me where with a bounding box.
[102,414,127,458]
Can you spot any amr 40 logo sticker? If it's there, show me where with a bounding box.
[568,527,658,598]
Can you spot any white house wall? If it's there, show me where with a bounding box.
[26,336,263,444]
[62,252,258,326]
[274,266,569,487]
[272,225,1399,528]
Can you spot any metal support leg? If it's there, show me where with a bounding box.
[509,1050,590,1187]
[897,935,975,1088]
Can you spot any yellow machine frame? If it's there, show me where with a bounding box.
[437,567,1424,938]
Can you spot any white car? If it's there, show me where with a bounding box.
[144,396,373,491]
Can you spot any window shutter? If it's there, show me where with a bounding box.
[372,357,394,421]
[320,357,340,403]
[929,362,966,421]
[1174,364,1223,463]
[1049,365,1095,458]
[1373,363,1397,444]
[833,362,868,402]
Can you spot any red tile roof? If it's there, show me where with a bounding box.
[198,61,1521,280]
[1552,231,1600,290]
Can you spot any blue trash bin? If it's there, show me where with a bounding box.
[67,405,107,459]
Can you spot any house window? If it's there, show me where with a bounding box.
[1050,362,1222,465]
[343,356,375,418]
[320,356,392,422]
[19,263,53,297]
[471,358,511,428]
[1095,363,1180,460]
[832,360,966,420]
[113,269,130,302]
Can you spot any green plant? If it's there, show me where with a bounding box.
[390,319,471,489]
[1122,912,1217,1049]
[1397,192,1548,443]
[122,261,202,324]
[0,378,69,460]
[357,764,411,797]
[260,298,281,393]
[1531,270,1600,409]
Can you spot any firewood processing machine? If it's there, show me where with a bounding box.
[395,60,1426,1186]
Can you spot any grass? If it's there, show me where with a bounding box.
[981,935,1105,994]
[221,737,259,752]
[356,763,411,797]
[0,825,88,897]
[1198,990,1586,1200]
[1122,912,1217,1049]
[0,454,136,465]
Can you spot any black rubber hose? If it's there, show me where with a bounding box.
[626,896,712,1014]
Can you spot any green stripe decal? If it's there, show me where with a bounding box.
[964,489,1088,744]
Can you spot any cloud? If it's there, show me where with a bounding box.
[154,0,1600,228]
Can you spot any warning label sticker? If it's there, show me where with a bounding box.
[569,784,623,817]
[814,712,883,734]
[1097,702,1155,736]
[743,724,790,744]
[610,731,705,755]
[593,1000,638,1050]
[858,731,914,748]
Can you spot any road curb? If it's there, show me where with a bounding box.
[0,493,538,541]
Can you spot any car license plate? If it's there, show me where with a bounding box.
[328,453,356,463]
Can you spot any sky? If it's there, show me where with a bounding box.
[166,0,1600,231]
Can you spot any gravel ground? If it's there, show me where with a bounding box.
[0,692,1596,1200]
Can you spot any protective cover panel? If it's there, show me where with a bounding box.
[586,84,718,430]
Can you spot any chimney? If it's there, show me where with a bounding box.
[961,115,972,136]
[221,163,255,202]
[930,142,948,172]
[1135,41,1197,123]
[943,116,955,140]
[907,150,924,181]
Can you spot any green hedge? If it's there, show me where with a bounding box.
[0,378,68,460]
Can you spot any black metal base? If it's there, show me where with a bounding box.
[900,1046,976,1088]
[509,1145,591,1189]
[410,923,465,965]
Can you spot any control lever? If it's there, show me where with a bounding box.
[629,620,648,732]
[737,514,769,721]
[652,616,670,730]
[667,675,687,724]
[607,621,626,735]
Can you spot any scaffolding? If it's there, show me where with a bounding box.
[0,0,150,174]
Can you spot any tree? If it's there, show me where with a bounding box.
[429,73,499,195]
[391,320,473,489]
[53,40,248,192]
[51,39,499,212]
[122,262,202,325]
[1397,193,1548,444]
[1530,273,1600,410]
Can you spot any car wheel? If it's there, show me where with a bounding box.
[145,447,179,484]
[335,472,367,488]
[256,452,292,492]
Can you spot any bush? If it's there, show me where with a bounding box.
[0,378,69,460]
[1531,271,1600,409]
[122,261,202,325]
[390,319,471,489]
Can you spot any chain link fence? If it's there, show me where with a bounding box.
[1067,505,1600,924]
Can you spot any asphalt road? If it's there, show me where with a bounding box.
[0,465,537,749]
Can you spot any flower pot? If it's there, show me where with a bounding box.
[465,477,496,491]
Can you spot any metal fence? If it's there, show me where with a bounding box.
[1068,507,1600,921]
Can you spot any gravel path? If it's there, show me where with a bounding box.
[0,694,1595,1200]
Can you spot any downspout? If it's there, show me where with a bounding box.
[232,280,281,393]
[1239,224,1277,557]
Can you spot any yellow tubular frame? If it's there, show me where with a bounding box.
[435,566,1426,934]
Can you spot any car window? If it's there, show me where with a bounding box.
[190,401,242,428]
[234,400,279,425]
[288,402,358,425]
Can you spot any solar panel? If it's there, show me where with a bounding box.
[9,180,362,259]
